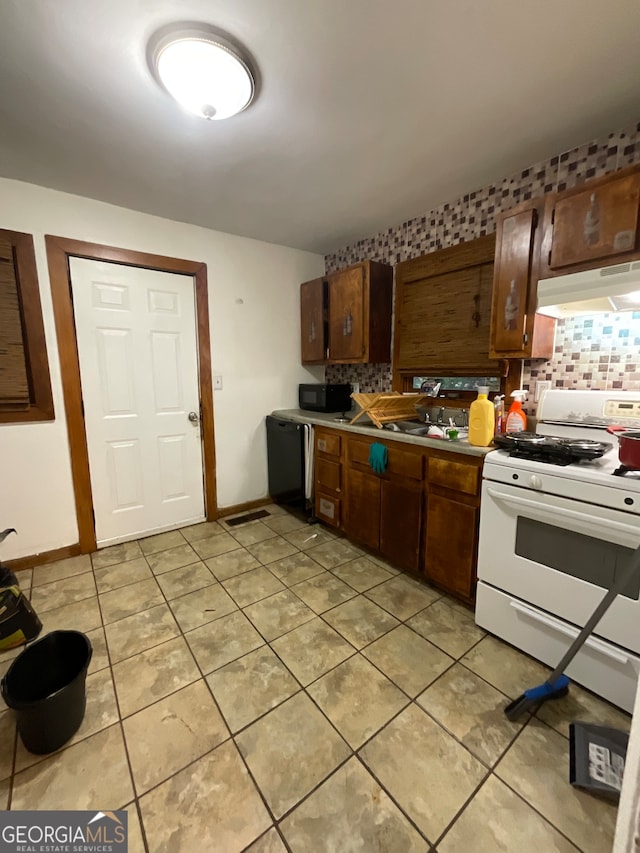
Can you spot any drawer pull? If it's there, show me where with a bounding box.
[319,498,335,520]
[509,600,630,665]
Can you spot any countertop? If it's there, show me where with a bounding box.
[271,409,493,459]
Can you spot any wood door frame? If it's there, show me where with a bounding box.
[45,235,217,553]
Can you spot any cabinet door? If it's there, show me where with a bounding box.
[424,493,478,600]
[300,278,326,363]
[395,264,497,373]
[328,266,364,362]
[550,171,640,270]
[380,478,423,574]
[344,466,380,550]
[490,208,535,356]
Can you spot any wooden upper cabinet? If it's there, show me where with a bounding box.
[328,265,365,361]
[300,277,326,363]
[394,235,500,375]
[489,200,555,359]
[539,164,640,278]
[300,260,392,365]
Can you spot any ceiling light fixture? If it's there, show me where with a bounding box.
[149,25,255,120]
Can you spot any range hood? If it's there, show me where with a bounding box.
[537,261,640,318]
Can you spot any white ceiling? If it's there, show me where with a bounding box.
[1,0,639,254]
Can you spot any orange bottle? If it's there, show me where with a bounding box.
[506,390,528,433]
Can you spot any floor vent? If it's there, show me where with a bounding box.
[224,509,271,527]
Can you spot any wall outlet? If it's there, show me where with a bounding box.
[213,375,223,391]
[535,380,552,402]
[351,382,360,394]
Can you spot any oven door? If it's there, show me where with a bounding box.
[477,478,640,654]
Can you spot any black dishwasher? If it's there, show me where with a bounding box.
[266,416,310,510]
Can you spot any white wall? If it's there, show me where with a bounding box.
[0,178,324,560]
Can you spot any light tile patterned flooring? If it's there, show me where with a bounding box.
[0,505,631,852]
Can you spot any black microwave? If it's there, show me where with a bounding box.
[299,383,352,413]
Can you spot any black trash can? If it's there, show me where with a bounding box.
[1,630,92,754]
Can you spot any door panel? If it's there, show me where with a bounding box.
[151,331,182,411]
[70,258,205,546]
[108,439,143,509]
[96,328,136,414]
[158,435,188,500]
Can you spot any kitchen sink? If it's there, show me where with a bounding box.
[346,419,429,433]
[382,420,428,434]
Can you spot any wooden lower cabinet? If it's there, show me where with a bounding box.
[424,452,482,603]
[344,466,381,551]
[316,427,482,602]
[424,492,479,600]
[314,426,344,529]
[379,478,423,574]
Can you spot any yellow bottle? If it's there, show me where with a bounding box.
[468,386,495,447]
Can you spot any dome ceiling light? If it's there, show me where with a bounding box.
[149,26,255,120]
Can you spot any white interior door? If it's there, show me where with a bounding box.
[69,258,206,547]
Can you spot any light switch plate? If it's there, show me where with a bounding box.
[351,382,360,394]
[535,380,552,402]
[213,375,223,390]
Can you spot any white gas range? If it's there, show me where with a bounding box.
[475,389,640,712]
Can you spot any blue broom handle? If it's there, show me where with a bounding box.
[547,542,640,686]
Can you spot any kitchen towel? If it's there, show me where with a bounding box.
[369,442,388,474]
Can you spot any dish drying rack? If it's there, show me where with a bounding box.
[349,393,432,429]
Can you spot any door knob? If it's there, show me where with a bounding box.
[188,411,199,424]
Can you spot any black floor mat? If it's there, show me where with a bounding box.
[224,509,271,527]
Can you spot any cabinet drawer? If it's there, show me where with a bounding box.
[316,458,341,493]
[428,457,479,496]
[316,431,341,457]
[316,492,341,527]
[387,445,424,481]
[348,438,423,481]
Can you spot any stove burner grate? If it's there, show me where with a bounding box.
[493,432,612,463]
[509,449,573,466]
[613,465,640,477]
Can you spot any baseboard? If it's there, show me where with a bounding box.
[5,543,82,574]
[5,503,275,569]
[216,497,271,519]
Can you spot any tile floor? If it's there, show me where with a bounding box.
[0,505,631,852]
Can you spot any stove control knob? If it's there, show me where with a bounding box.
[529,475,543,490]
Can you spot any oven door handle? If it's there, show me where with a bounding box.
[509,600,630,665]
[485,487,640,539]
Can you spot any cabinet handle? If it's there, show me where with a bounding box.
[343,308,353,337]
[472,294,481,328]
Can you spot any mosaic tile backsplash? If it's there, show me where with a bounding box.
[325,118,640,416]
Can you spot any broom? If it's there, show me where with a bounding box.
[505,541,640,721]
